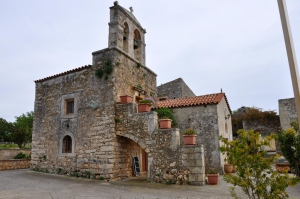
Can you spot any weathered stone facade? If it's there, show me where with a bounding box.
[31,2,207,185]
[279,98,297,130]
[171,97,232,173]
[243,118,281,137]
[115,102,205,185]
[243,118,280,151]
[157,78,195,100]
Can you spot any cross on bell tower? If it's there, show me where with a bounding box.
[108,1,146,65]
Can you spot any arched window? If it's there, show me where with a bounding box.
[123,22,129,53]
[62,135,72,153]
[133,29,141,61]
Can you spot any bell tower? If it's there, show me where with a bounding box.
[108,1,146,65]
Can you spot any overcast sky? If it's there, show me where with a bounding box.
[1,0,299,122]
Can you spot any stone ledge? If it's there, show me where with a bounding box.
[0,159,31,170]
[92,47,157,76]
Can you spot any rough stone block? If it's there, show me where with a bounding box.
[85,149,96,153]
[189,167,203,174]
[182,159,196,167]
[100,146,114,152]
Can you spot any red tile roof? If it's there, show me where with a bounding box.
[34,65,92,83]
[153,93,231,113]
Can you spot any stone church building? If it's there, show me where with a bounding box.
[31,2,232,185]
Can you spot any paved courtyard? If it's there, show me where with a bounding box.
[0,169,299,199]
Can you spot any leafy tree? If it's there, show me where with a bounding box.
[219,130,299,199]
[0,118,13,142]
[11,111,34,148]
[278,121,300,177]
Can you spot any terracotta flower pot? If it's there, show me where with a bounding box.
[158,119,172,129]
[138,104,151,112]
[224,164,233,174]
[207,174,219,185]
[120,95,132,103]
[183,135,197,145]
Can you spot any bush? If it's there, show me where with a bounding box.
[14,152,26,159]
[219,129,299,199]
[0,144,19,149]
[278,121,300,177]
[95,68,104,78]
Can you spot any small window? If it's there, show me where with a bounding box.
[66,99,74,114]
[62,135,72,153]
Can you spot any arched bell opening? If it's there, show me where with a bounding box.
[115,135,149,179]
[123,22,129,53]
[133,29,142,62]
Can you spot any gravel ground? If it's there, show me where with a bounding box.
[0,169,299,199]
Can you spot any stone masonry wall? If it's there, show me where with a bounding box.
[115,102,205,185]
[0,160,30,170]
[33,47,157,180]
[0,149,31,160]
[243,118,281,137]
[157,78,195,100]
[92,47,157,103]
[279,98,297,130]
[32,50,116,178]
[243,117,280,151]
[217,97,233,169]
[172,102,231,174]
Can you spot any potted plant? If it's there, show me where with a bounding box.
[158,118,172,129]
[119,95,132,103]
[138,97,155,113]
[206,167,219,185]
[224,158,233,174]
[224,138,234,174]
[155,108,175,129]
[183,128,197,145]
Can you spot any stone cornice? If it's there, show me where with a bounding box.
[92,47,156,76]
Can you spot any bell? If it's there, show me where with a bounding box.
[134,40,138,49]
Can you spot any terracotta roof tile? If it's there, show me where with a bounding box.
[154,93,231,114]
[34,65,92,83]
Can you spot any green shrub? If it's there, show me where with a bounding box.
[219,129,299,199]
[0,144,19,149]
[95,68,104,78]
[14,152,26,159]
[84,170,91,177]
[57,168,63,174]
[278,121,300,177]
